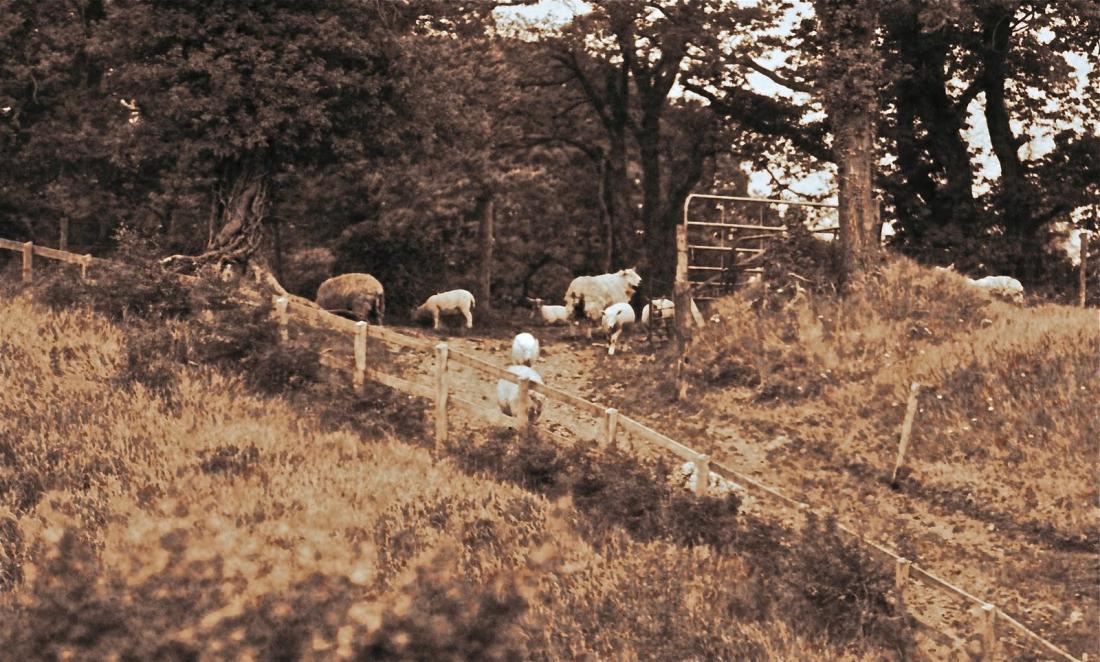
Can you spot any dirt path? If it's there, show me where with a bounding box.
[363,323,1092,660]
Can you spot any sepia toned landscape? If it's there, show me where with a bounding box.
[2,0,1097,660]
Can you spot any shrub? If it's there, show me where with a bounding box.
[447,429,742,551]
[782,515,914,655]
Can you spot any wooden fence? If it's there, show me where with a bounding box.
[1,237,1083,662]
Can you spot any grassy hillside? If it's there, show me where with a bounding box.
[682,256,1098,536]
[598,254,1098,656]
[0,285,910,660]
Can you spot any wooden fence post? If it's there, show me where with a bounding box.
[22,241,32,283]
[891,382,922,482]
[59,218,68,253]
[895,557,911,613]
[979,603,997,661]
[603,407,619,447]
[517,377,532,433]
[674,223,691,401]
[435,343,449,447]
[353,321,367,390]
[274,296,289,343]
[1080,232,1089,307]
[693,453,710,497]
[81,254,92,280]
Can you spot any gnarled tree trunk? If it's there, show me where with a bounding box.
[163,164,269,273]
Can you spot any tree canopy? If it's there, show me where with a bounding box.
[1,0,1095,301]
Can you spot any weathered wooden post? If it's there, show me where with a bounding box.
[979,603,997,661]
[274,296,289,343]
[673,223,691,401]
[602,407,619,447]
[353,321,367,390]
[1080,232,1089,307]
[22,241,33,283]
[894,557,911,613]
[59,218,69,253]
[434,343,450,447]
[517,377,532,433]
[891,382,922,483]
[693,453,710,497]
[81,254,92,280]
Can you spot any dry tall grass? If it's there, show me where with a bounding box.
[0,293,905,659]
[687,256,1098,536]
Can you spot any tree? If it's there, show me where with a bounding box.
[813,0,884,282]
[0,0,128,250]
[880,0,1100,268]
[92,0,423,271]
[539,0,754,294]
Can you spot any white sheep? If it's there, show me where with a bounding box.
[564,268,641,337]
[600,302,636,355]
[511,332,540,367]
[496,365,545,421]
[526,297,570,326]
[969,275,1025,303]
[935,264,1025,304]
[413,289,476,330]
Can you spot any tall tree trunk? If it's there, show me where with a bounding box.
[835,111,881,281]
[638,120,674,295]
[815,0,883,288]
[478,193,494,312]
[597,157,615,273]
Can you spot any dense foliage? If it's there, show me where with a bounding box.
[2,1,1094,303]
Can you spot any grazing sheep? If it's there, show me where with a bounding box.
[935,264,1025,304]
[413,289,476,330]
[640,297,705,341]
[526,297,570,326]
[316,273,385,324]
[969,275,1025,303]
[600,302,636,356]
[564,268,642,336]
[497,365,545,421]
[511,332,540,366]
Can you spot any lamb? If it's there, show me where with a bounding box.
[564,268,642,336]
[511,332,540,367]
[413,289,476,330]
[496,365,545,421]
[935,264,1025,304]
[525,297,570,326]
[640,297,705,341]
[600,302,636,356]
[316,273,385,324]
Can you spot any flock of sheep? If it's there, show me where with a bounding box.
[312,266,707,426]
[313,262,1025,346]
[313,267,706,357]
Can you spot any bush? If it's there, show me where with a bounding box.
[448,429,742,551]
[782,515,914,655]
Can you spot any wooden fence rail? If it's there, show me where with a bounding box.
[1,236,1082,662]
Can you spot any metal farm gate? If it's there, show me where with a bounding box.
[682,193,838,301]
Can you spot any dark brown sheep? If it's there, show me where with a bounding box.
[316,273,385,324]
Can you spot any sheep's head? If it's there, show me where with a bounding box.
[620,267,642,294]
